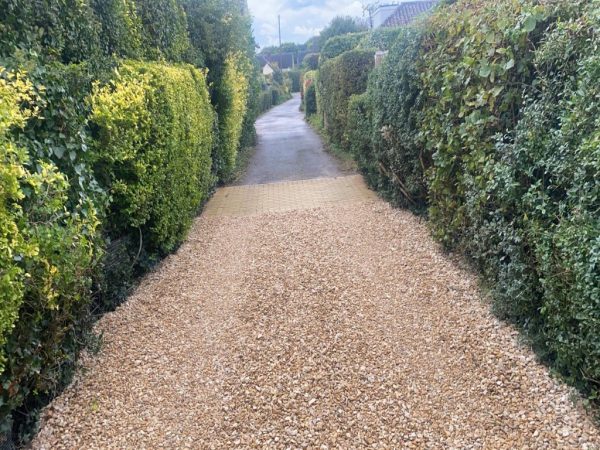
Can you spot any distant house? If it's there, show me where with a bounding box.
[267,53,295,71]
[262,63,274,76]
[371,1,438,28]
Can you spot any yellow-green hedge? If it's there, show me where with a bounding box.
[91,61,215,253]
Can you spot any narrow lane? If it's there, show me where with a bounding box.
[237,93,347,185]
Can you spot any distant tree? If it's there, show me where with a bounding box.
[259,45,280,56]
[318,16,366,47]
[305,36,320,53]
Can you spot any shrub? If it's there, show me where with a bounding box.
[303,70,317,117]
[320,32,368,61]
[302,53,319,70]
[286,69,302,93]
[346,93,377,180]
[0,68,101,441]
[214,53,250,179]
[338,0,600,403]
[420,0,550,248]
[317,49,374,146]
[90,61,215,254]
[258,88,273,113]
[134,0,193,62]
[359,27,402,51]
[365,27,429,210]
[90,0,143,58]
[475,1,600,398]
[0,0,100,63]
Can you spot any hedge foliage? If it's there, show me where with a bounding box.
[214,54,250,179]
[302,70,317,117]
[319,0,600,402]
[0,69,101,439]
[91,61,214,254]
[317,49,374,146]
[319,32,368,61]
[0,0,258,442]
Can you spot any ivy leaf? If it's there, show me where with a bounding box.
[492,86,504,97]
[504,59,515,70]
[53,146,65,159]
[479,64,492,78]
[523,16,537,33]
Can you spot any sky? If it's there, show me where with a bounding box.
[247,0,365,49]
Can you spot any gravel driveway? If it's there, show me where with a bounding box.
[33,199,599,449]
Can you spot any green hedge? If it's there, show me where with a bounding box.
[0,69,101,441]
[303,70,317,117]
[0,0,258,443]
[302,53,319,70]
[364,27,428,210]
[317,49,374,146]
[332,0,600,402]
[91,61,215,254]
[0,0,101,63]
[358,27,402,51]
[319,32,368,61]
[90,0,143,58]
[214,53,250,179]
[286,69,302,93]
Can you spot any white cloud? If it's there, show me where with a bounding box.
[248,0,366,49]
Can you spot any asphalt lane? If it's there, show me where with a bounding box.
[237,93,347,185]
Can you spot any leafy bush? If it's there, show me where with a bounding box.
[346,93,377,180]
[213,53,250,179]
[364,27,428,210]
[286,69,302,93]
[302,53,319,70]
[0,0,100,63]
[320,32,368,61]
[0,68,101,441]
[90,61,215,254]
[317,49,374,146]
[359,27,402,51]
[0,0,261,442]
[303,70,317,117]
[327,0,600,402]
[134,0,193,62]
[90,0,143,58]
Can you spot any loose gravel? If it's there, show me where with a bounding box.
[33,201,600,449]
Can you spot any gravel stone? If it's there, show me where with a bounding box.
[32,201,600,449]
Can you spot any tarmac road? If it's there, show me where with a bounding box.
[237,93,347,185]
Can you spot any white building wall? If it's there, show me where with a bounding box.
[371,4,399,28]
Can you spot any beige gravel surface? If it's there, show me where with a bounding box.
[33,195,600,449]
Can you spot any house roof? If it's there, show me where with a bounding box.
[267,53,295,70]
[381,1,438,27]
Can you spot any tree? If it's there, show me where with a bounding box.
[318,16,366,47]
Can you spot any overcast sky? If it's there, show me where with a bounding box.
[248,0,365,49]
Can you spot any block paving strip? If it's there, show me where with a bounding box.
[204,175,377,216]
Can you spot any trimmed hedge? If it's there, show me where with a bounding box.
[90,61,215,254]
[317,49,374,146]
[286,69,302,93]
[302,53,319,70]
[214,54,250,179]
[0,69,101,441]
[319,32,368,61]
[325,0,600,402]
[0,0,258,443]
[302,70,317,117]
[358,27,402,51]
[364,27,428,210]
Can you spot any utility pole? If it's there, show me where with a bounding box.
[278,15,282,47]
